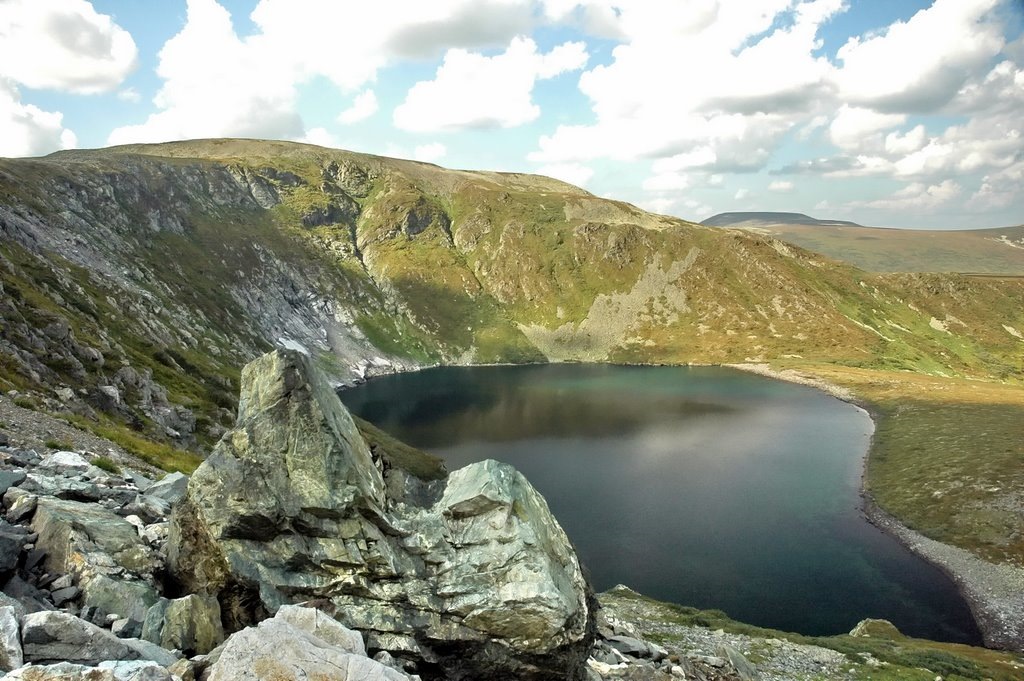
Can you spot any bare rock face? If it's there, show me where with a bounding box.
[169,349,594,680]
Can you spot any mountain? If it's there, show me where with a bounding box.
[701,211,863,228]
[1,139,1022,458]
[703,212,1024,275]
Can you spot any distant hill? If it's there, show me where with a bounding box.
[702,212,863,228]
[703,212,1024,275]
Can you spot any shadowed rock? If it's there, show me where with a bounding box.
[169,349,594,680]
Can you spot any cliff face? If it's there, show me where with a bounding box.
[1,139,1023,457]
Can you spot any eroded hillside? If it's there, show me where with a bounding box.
[1,139,1023,458]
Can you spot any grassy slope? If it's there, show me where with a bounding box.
[728,221,1024,275]
[1,139,1021,575]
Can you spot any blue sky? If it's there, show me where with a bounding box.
[1,0,1022,229]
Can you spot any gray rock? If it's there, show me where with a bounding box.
[275,603,365,654]
[4,488,37,523]
[120,637,181,667]
[111,617,142,639]
[49,575,73,591]
[718,644,760,681]
[150,594,224,656]
[49,585,80,606]
[38,451,90,473]
[0,529,24,577]
[206,610,410,681]
[0,470,27,496]
[125,471,154,493]
[140,599,168,645]
[81,575,159,625]
[0,605,23,672]
[31,497,159,584]
[3,661,116,680]
[144,473,188,506]
[98,661,172,681]
[21,610,138,664]
[20,473,101,502]
[0,591,27,620]
[169,349,593,680]
[2,575,54,614]
[122,495,170,524]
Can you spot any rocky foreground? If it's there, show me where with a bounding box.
[0,349,766,680]
[1,349,1020,681]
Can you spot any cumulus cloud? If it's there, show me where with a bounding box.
[861,180,962,212]
[0,79,78,157]
[394,37,587,132]
[413,142,447,162]
[0,0,137,156]
[832,0,1004,113]
[109,0,303,145]
[536,162,594,187]
[968,159,1023,211]
[0,0,137,94]
[768,180,794,192]
[300,127,339,148]
[828,105,905,151]
[338,90,378,124]
[111,0,563,144]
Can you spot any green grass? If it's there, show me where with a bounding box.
[60,413,202,473]
[352,415,446,481]
[43,438,72,450]
[91,456,121,474]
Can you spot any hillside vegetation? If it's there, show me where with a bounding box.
[705,212,1024,275]
[0,138,1022,569]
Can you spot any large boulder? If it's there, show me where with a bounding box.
[207,605,410,681]
[21,611,137,665]
[169,349,594,680]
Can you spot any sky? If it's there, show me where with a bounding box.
[0,0,1022,229]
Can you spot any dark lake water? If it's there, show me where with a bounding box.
[340,364,981,643]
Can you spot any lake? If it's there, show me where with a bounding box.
[339,364,981,643]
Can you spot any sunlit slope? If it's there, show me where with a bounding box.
[704,212,1024,275]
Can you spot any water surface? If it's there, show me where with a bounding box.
[341,364,981,643]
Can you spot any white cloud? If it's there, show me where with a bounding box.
[414,142,447,162]
[968,159,1023,211]
[0,0,137,94]
[642,172,690,192]
[338,90,378,124]
[530,0,845,175]
[394,36,587,132]
[300,127,339,147]
[828,105,905,151]
[636,196,679,215]
[734,188,750,200]
[117,87,142,103]
[109,0,303,145]
[884,125,927,156]
[0,80,77,157]
[110,0,557,145]
[832,0,1004,112]
[861,180,962,212]
[536,162,594,187]
[768,180,794,192]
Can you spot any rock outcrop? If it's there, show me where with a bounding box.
[169,348,594,680]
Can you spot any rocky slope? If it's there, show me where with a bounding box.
[2,139,1023,462]
[0,351,1020,680]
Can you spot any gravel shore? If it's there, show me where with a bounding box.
[864,503,1024,651]
[729,362,1024,653]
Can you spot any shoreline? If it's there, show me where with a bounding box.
[728,361,1024,653]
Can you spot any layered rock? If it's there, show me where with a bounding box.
[169,349,594,680]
